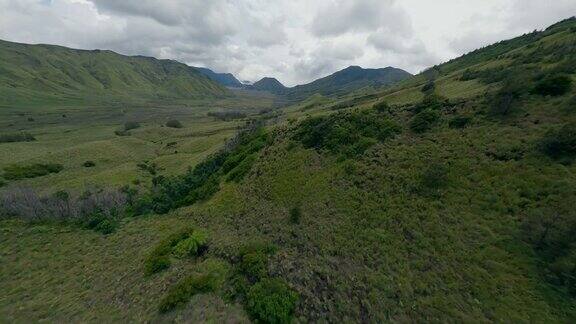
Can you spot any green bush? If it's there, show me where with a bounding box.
[83,212,119,234]
[289,207,301,224]
[449,116,472,129]
[3,163,64,180]
[83,161,96,168]
[294,109,401,157]
[172,230,208,259]
[0,132,36,143]
[532,75,572,96]
[410,110,440,133]
[166,119,183,128]
[0,177,6,187]
[373,101,390,113]
[540,123,576,160]
[246,279,299,324]
[420,163,450,194]
[145,228,208,275]
[226,155,256,183]
[421,80,435,94]
[158,259,228,313]
[413,94,447,114]
[124,121,141,131]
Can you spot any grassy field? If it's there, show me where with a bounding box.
[0,90,274,192]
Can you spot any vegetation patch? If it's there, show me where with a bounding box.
[158,259,229,313]
[532,74,572,96]
[294,109,400,157]
[165,119,183,128]
[245,278,299,324]
[83,161,96,168]
[208,111,246,121]
[0,132,36,143]
[410,109,440,133]
[3,163,63,180]
[540,123,576,161]
[144,227,208,275]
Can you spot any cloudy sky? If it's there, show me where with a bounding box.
[1,0,575,86]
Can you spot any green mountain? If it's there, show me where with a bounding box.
[195,67,244,88]
[0,39,229,108]
[285,65,412,101]
[251,77,287,94]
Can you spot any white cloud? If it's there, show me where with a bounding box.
[0,0,574,86]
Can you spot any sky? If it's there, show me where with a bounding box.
[0,0,575,86]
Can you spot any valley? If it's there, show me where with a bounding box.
[1,15,576,324]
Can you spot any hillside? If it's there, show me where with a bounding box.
[0,40,229,108]
[251,77,287,94]
[1,17,576,323]
[196,67,244,88]
[285,65,412,101]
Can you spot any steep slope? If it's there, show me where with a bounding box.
[251,77,287,94]
[285,65,412,101]
[195,67,244,88]
[0,40,229,108]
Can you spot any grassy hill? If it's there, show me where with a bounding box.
[285,65,412,101]
[0,40,229,108]
[1,17,576,323]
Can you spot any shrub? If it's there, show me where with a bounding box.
[0,178,5,188]
[226,155,256,183]
[421,80,435,94]
[172,230,208,259]
[83,212,119,234]
[238,242,277,282]
[83,161,96,168]
[413,94,448,114]
[0,132,36,143]
[532,74,572,96]
[124,121,141,131]
[208,111,246,121]
[114,130,130,136]
[145,228,207,275]
[449,116,472,129]
[373,101,390,113]
[540,123,576,160]
[246,279,299,324]
[410,110,440,133]
[289,207,301,224]
[158,259,229,313]
[166,119,183,128]
[420,163,450,193]
[3,163,63,180]
[294,110,401,157]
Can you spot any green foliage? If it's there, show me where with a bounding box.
[373,101,390,113]
[132,125,267,215]
[238,242,277,282]
[410,109,440,133]
[3,163,63,180]
[413,94,448,114]
[144,227,207,275]
[158,259,229,313]
[124,121,141,131]
[421,80,435,94]
[172,230,208,259]
[114,129,130,137]
[83,212,119,234]
[0,177,5,188]
[419,162,450,194]
[165,119,183,128]
[449,116,472,129]
[490,79,525,116]
[246,279,299,324]
[521,187,576,295]
[540,123,576,160]
[532,74,573,96]
[83,161,96,168]
[294,109,401,157]
[289,207,301,224]
[0,132,36,143]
